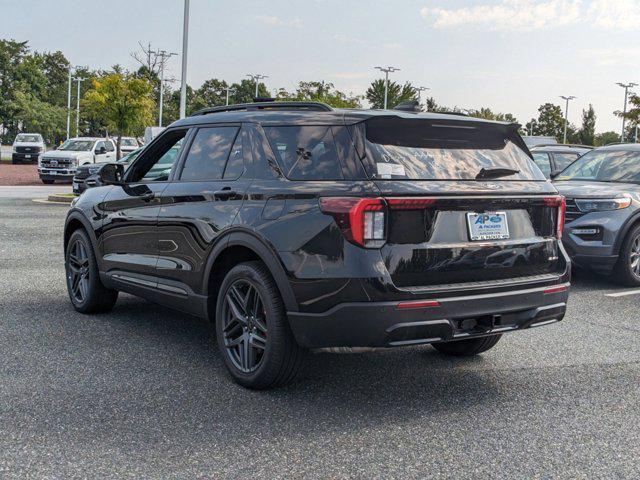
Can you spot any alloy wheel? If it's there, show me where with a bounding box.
[630,235,640,277]
[222,280,268,373]
[67,240,90,303]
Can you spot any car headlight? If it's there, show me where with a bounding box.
[575,195,632,212]
[88,166,101,175]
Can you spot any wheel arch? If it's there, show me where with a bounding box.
[203,231,298,321]
[612,210,640,256]
[64,211,100,259]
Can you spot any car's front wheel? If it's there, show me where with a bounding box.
[432,334,502,356]
[65,229,118,313]
[613,224,640,287]
[215,261,306,389]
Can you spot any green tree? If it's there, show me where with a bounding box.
[578,104,596,145]
[83,73,154,158]
[468,108,518,123]
[12,90,66,144]
[535,103,566,141]
[277,81,361,108]
[366,79,416,109]
[230,79,271,104]
[594,131,622,146]
[616,93,640,142]
[191,78,229,112]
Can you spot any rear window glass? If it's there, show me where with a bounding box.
[263,126,344,180]
[360,119,545,181]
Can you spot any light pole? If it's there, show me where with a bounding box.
[617,82,638,142]
[247,74,268,99]
[415,86,430,105]
[374,66,400,109]
[560,95,576,144]
[74,77,86,137]
[66,68,72,140]
[179,0,190,119]
[223,86,236,106]
[156,50,177,127]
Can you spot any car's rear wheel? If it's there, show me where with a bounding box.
[215,261,306,389]
[432,334,502,356]
[613,224,640,287]
[65,229,118,313]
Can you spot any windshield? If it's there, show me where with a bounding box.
[121,138,138,147]
[119,148,142,163]
[59,140,94,151]
[556,150,640,183]
[15,134,41,143]
[365,140,545,181]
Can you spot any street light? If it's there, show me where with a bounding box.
[374,66,400,109]
[247,74,268,99]
[560,95,576,144]
[179,0,190,119]
[617,82,638,142]
[74,77,86,137]
[415,86,430,105]
[155,50,177,127]
[222,86,236,106]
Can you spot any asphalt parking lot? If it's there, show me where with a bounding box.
[1,195,639,479]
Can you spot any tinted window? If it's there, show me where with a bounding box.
[128,129,187,182]
[223,132,244,179]
[556,150,640,183]
[264,126,344,180]
[181,127,239,181]
[553,153,578,170]
[532,152,551,177]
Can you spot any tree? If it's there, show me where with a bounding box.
[83,73,154,158]
[12,90,66,144]
[616,93,640,142]
[230,79,271,104]
[594,131,621,146]
[366,79,417,109]
[277,81,361,108]
[191,78,229,112]
[578,104,596,145]
[467,108,518,123]
[535,103,566,141]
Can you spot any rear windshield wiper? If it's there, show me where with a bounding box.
[475,167,520,180]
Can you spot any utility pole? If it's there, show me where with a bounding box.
[374,66,400,109]
[247,74,268,99]
[66,68,72,140]
[74,77,86,137]
[415,86,430,105]
[155,50,177,127]
[179,0,190,119]
[223,86,236,106]
[560,95,576,144]
[617,82,638,142]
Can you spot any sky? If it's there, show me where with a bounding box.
[2,0,639,133]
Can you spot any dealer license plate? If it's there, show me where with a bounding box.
[467,212,510,241]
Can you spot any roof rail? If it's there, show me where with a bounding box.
[190,101,333,116]
[531,143,594,149]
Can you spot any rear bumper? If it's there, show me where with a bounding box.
[287,283,569,348]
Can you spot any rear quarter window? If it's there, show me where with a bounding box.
[263,126,345,180]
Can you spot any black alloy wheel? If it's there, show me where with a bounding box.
[67,238,91,304]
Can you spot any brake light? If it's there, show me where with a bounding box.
[319,197,386,248]
[544,196,566,239]
[386,198,437,210]
[396,300,441,310]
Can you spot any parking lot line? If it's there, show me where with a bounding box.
[605,289,640,298]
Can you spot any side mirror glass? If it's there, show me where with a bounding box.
[96,146,107,154]
[98,163,125,185]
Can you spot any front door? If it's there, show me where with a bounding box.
[99,128,189,286]
[155,124,251,295]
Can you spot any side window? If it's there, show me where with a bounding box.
[223,132,244,179]
[554,153,578,171]
[263,126,344,180]
[105,141,115,152]
[127,129,187,183]
[95,141,105,153]
[180,126,238,181]
[532,152,551,177]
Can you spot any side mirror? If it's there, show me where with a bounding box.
[549,170,562,180]
[99,163,125,185]
[96,146,107,154]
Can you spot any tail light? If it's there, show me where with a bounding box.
[544,196,566,239]
[319,197,438,248]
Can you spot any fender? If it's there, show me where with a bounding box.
[612,209,640,255]
[64,209,102,266]
[202,229,299,313]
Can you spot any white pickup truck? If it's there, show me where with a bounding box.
[38,137,116,184]
[12,133,46,164]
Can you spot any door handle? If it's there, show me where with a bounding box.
[213,189,236,200]
[140,192,155,202]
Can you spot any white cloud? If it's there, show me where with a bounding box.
[420,0,582,31]
[254,15,303,28]
[333,34,364,45]
[580,47,640,67]
[587,0,640,30]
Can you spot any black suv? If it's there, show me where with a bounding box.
[64,102,570,389]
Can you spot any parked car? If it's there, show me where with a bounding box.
[64,101,570,389]
[12,133,45,164]
[553,143,640,285]
[522,136,557,148]
[530,144,592,178]
[38,137,116,184]
[118,136,140,155]
[72,147,143,195]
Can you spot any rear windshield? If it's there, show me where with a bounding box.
[359,118,545,181]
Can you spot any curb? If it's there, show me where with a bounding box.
[47,194,75,203]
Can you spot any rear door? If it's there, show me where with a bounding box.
[154,124,251,294]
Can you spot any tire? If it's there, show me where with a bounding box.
[42,179,55,184]
[215,261,306,389]
[65,229,118,313]
[613,224,640,287]
[432,334,502,356]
